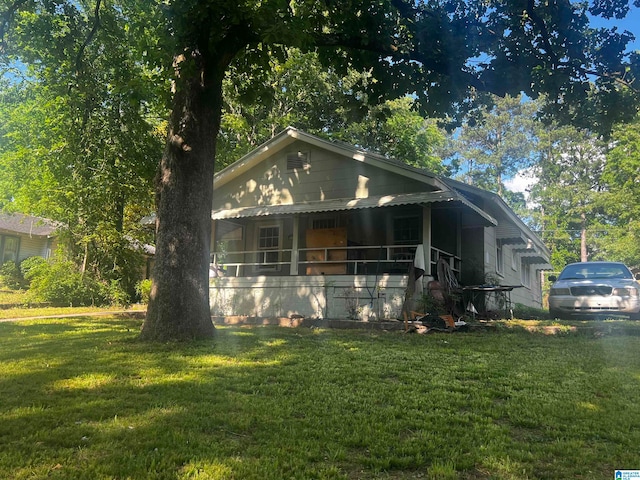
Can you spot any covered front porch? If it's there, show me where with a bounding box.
[209,193,496,320]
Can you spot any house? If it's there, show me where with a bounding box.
[209,127,551,320]
[0,213,58,265]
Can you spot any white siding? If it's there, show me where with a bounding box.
[17,235,52,262]
[213,142,432,211]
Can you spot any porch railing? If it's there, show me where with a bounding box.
[211,245,460,279]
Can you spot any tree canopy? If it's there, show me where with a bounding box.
[217,50,448,173]
[2,0,640,339]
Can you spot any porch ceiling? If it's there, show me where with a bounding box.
[212,191,498,226]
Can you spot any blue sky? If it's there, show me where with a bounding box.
[589,5,640,52]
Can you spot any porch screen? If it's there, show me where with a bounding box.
[393,217,420,244]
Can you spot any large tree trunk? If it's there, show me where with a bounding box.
[140,50,224,341]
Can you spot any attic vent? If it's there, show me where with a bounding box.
[287,152,309,170]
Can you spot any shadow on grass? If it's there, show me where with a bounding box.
[1,318,640,479]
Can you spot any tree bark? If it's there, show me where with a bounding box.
[140,49,224,341]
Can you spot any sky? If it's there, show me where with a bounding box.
[589,6,640,51]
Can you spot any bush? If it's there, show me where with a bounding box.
[27,260,110,307]
[104,279,131,307]
[0,261,23,289]
[19,256,48,285]
[135,279,152,304]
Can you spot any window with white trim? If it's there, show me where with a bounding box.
[520,260,531,287]
[496,240,503,274]
[393,217,420,245]
[258,225,280,269]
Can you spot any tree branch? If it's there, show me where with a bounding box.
[524,0,560,67]
[75,0,102,73]
[523,2,637,93]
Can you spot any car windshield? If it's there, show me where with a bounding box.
[558,263,633,280]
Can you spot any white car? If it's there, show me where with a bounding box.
[548,262,640,319]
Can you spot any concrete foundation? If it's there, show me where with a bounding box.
[209,274,424,321]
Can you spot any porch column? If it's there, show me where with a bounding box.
[290,215,299,275]
[422,207,432,276]
[456,210,462,259]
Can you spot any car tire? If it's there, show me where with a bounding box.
[549,309,561,320]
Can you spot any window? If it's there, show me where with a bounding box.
[520,260,531,287]
[393,217,420,245]
[496,240,503,274]
[258,225,280,268]
[0,235,19,264]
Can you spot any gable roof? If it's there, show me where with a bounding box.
[214,126,449,192]
[0,213,58,237]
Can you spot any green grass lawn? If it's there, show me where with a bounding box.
[0,289,145,320]
[1,317,639,479]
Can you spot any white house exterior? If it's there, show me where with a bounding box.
[209,127,551,321]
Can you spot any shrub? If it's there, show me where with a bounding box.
[0,261,23,289]
[135,279,152,304]
[19,256,48,285]
[104,279,130,307]
[27,260,110,307]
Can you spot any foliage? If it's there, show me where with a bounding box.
[25,258,124,307]
[0,287,27,307]
[0,0,163,303]
[451,94,540,198]
[3,0,640,340]
[529,123,608,269]
[1,257,48,290]
[597,119,640,270]
[135,278,152,304]
[334,97,448,173]
[18,256,46,284]
[0,288,146,317]
[0,260,22,289]
[417,292,447,314]
[219,51,449,172]
[1,320,640,478]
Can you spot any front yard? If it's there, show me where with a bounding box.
[1,315,639,479]
[0,289,145,320]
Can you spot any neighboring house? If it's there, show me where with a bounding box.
[209,127,551,320]
[0,213,58,265]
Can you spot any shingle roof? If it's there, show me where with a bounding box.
[0,213,58,236]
